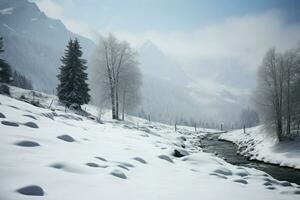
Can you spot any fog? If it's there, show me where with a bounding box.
[17,0,300,125]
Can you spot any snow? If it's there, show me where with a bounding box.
[0,87,300,199]
[219,126,300,169]
[0,7,14,15]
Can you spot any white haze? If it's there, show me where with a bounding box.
[33,1,300,124]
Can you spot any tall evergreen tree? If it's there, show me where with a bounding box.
[0,37,12,83]
[57,39,90,106]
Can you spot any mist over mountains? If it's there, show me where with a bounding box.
[0,0,249,125]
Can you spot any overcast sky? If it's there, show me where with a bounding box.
[32,0,300,118]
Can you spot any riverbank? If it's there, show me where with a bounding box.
[219,126,300,169]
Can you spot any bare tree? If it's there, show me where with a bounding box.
[89,33,141,120]
[254,47,300,141]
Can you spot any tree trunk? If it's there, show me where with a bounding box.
[104,46,116,120]
[296,115,300,136]
[122,89,126,121]
[115,85,119,120]
[110,84,116,119]
[286,68,291,136]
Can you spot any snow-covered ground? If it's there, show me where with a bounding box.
[219,126,300,169]
[0,87,300,200]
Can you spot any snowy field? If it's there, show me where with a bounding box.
[0,87,300,200]
[220,126,300,169]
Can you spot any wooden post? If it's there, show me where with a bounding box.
[244,125,246,134]
[194,122,197,132]
[148,114,151,123]
[220,123,223,131]
[48,99,54,109]
[175,123,177,132]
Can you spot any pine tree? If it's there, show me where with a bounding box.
[0,37,12,83]
[57,39,90,106]
[73,38,90,104]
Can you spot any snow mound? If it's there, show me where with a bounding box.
[23,122,39,128]
[15,140,40,147]
[0,112,5,118]
[158,155,174,163]
[57,134,75,142]
[110,169,127,179]
[95,156,107,162]
[132,157,147,164]
[213,167,233,176]
[23,114,37,120]
[17,185,44,196]
[85,162,107,168]
[1,120,19,127]
[233,179,248,184]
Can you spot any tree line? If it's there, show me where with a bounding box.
[0,36,33,91]
[254,46,300,141]
[57,34,141,120]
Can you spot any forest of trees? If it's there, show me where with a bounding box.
[254,47,300,141]
[89,34,141,120]
[0,37,12,84]
[0,37,32,91]
[11,70,33,90]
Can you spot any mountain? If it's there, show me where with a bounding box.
[138,40,189,85]
[0,0,245,125]
[0,0,95,92]
[136,41,205,124]
[137,41,250,125]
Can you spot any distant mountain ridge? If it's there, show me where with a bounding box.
[0,0,95,92]
[0,0,246,124]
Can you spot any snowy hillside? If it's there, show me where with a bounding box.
[0,0,95,92]
[219,126,300,169]
[0,87,300,199]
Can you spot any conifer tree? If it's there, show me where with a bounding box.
[57,39,90,106]
[0,37,12,83]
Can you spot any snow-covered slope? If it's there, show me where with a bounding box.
[0,0,95,92]
[0,88,300,199]
[219,126,300,169]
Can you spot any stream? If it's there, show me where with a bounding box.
[200,133,300,185]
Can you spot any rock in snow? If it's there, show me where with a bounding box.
[17,185,44,196]
[173,148,189,158]
[110,169,127,179]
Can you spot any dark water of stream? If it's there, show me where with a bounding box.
[200,133,300,185]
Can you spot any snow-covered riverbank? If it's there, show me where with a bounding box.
[219,126,300,169]
[0,88,300,199]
